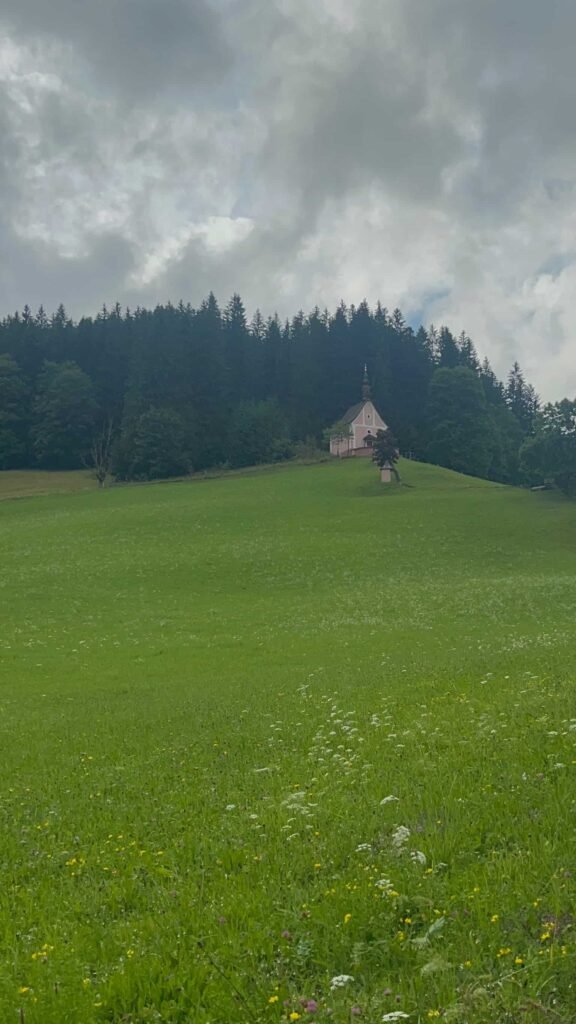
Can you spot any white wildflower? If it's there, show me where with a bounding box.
[225,804,236,811]
[410,850,427,866]
[381,1013,410,1022]
[355,843,372,853]
[375,877,393,890]
[391,825,411,849]
[330,974,354,990]
[380,795,399,806]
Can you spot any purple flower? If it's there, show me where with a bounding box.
[281,930,292,940]
[302,999,319,1013]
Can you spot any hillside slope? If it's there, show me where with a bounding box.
[1,459,575,1023]
[1,458,575,692]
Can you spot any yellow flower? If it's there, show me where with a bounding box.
[18,987,30,995]
[463,960,472,968]
[344,913,352,924]
[497,947,512,958]
[31,945,53,961]
[490,914,499,923]
[268,995,279,1004]
[82,978,91,988]
[289,1015,301,1022]
[427,1012,441,1020]
[514,956,524,965]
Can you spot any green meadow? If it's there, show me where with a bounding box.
[1,459,576,1024]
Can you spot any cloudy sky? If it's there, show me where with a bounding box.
[0,0,574,398]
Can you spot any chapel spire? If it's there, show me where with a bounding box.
[362,364,371,401]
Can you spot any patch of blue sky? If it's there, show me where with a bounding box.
[536,252,576,278]
[406,287,452,331]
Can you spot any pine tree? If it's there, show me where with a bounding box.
[0,355,30,468]
[521,399,576,496]
[506,362,539,433]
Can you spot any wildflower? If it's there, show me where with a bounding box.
[330,974,354,990]
[31,943,54,961]
[375,878,393,891]
[289,1014,302,1022]
[382,1014,410,1022]
[514,956,524,965]
[356,843,372,852]
[268,995,279,1004]
[302,1000,318,1013]
[391,826,411,850]
[463,960,472,968]
[497,947,512,958]
[427,1012,441,1020]
[225,804,236,811]
[490,914,499,923]
[380,796,399,806]
[82,978,91,988]
[281,930,292,940]
[18,987,30,994]
[344,913,352,925]
[410,850,427,866]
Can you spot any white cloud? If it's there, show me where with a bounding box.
[1,0,576,398]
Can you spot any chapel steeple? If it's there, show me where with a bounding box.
[362,364,371,401]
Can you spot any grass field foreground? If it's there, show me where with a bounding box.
[1,459,576,1023]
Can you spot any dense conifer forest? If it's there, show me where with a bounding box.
[0,293,572,492]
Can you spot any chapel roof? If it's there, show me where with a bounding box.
[340,400,367,424]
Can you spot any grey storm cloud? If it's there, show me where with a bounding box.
[0,0,575,398]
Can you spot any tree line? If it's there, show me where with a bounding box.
[0,294,573,493]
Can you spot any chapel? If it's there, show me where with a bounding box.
[329,368,388,457]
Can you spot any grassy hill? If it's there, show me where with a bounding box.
[1,459,575,1023]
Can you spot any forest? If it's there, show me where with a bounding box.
[0,294,573,493]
